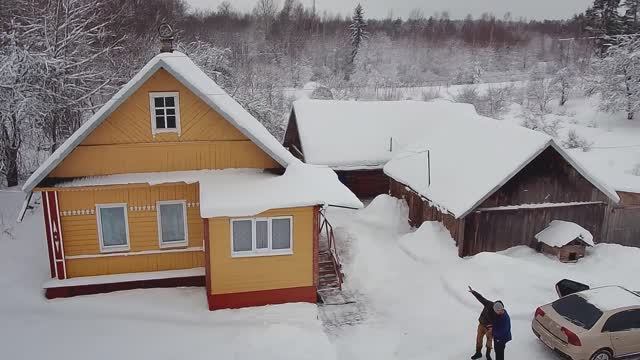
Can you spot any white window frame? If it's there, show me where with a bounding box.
[149,92,181,135]
[96,203,131,253]
[230,216,293,258]
[156,200,189,249]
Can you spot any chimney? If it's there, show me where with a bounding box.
[158,23,175,53]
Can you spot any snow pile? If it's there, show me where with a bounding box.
[578,286,640,311]
[397,221,459,265]
[23,51,297,193]
[535,220,594,248]
[355,194,410,233]
[291,100,479,170]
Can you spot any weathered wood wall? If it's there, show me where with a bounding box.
[479,147,609,208]
[337,169,390,198]
[462,203,606,256]
[602,191,640,247]
[283,111,304,160]
[389,179,464,247]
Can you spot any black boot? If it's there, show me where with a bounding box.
[486,350,493,360]
[471,351,482,360]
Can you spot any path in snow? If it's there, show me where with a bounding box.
[325,195,640,360]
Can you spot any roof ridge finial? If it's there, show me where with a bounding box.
[158,22,175,53]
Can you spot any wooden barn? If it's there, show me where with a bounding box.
[22,45,361,310]
[383,108,621,257]
[283,100,480,198]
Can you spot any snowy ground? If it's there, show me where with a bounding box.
[325,195,640,360]
[0,190,335,360]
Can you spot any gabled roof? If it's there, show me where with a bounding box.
[380,103,620,218]
[535,220,594,247]
[290,100,479,170]
[23,51,297,192]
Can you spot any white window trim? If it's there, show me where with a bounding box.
[230,216,293,258]
[149,92,181,135]
[156,200,189,249]
[96,203,131,253]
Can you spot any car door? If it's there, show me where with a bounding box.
[603,309,640,357]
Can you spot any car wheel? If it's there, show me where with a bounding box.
[590,349,612,360]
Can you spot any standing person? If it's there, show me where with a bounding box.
[491,300,511,360]
[467,286,511,360]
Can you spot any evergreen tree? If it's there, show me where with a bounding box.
[623,0,640,33]
[349,3,368,65]
[586,0,624,38]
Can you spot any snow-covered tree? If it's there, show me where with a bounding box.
[550,65,576,106]
[623,0,640,33]
[526,64,554,115]
[348,3,368,66]
[586,36,640,120]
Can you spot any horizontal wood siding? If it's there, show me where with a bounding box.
[57,184,204,277]
[50,141,278,178]
[602,195,640,247]
[66,252,204,278]
[337,169,390,198]
[479,147,609,208]
[208,207,314,295]
[463,203,606,256]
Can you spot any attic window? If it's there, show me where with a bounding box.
[149,92,180,135]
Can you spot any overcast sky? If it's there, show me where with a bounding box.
[185,0,592,20]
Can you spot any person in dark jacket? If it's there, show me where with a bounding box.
[468,286,512,360]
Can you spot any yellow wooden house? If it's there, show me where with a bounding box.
[22,50,361,310]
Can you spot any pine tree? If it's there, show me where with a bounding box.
[349,3,368,65]
[586,0,624,38]
[623,0,640,33]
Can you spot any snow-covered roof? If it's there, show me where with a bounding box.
[578,286,640,311]
[55,164,363,218]
[379,104,620,218]
[290,100,480,170]
[22,51,297,193]
[535,220,594,247]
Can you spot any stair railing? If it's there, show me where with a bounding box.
[319,209,343,288]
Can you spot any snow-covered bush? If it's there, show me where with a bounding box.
[630,163,640,176]
[520,110,561,137]
[310,86,334,100]
[562,130,593,152]
[477,85,511,119]
[454,86,480,105]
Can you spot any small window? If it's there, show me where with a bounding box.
[230,217,293,257]
[96,204,130,252]
[603,310,640,332]
[149,92,180,135]
[157,201,188,248]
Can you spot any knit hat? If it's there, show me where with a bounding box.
[493,301,504,312]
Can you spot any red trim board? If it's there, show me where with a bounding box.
[45,276,205,299]
[208,286,317,310]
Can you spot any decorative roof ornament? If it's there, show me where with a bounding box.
[158,23,175,53]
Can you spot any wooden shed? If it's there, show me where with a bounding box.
[283,100,480,198]
[534,220,594,262]
[384,109,621,257]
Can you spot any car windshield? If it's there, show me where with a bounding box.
[552,294,603,330]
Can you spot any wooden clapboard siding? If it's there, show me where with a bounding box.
[479,147,609,207]
[84,68,246,144]
[66,251,204,278]
[49,141,277,178]
[601,192,640,247]
[208,207,314,295]
[49,68,280,178]
[463,203,606,256]
[57,183,204,277]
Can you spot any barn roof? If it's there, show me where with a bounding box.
[378,104,620,218]
[290,100,480,170]
[22,51,297,193]
[535,220,594,247]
